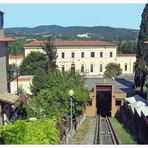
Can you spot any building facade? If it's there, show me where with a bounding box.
[23,40,136,76]
[0,11,14,94]
[10,75,33,95]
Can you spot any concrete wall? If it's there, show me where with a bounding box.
[0,41,8,94]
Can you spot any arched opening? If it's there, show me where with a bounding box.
[125,63,127,71]
[90,64,94,73]
[81,64,85,73]
[71,64,75,72]
[62,65,65,72]
[100,64,103,73]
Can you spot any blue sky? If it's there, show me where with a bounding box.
[0,3,145,29]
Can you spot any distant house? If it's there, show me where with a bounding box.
[77,33,91,38]
[10,75,34,95]
[9,55,23,67]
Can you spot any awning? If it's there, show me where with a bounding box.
[0,92,19,104]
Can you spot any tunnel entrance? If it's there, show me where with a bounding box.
[96,86,112,117]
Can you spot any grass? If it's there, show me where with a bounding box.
[110,118,137,144]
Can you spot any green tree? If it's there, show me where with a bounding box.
[42,38,58,71]
[117,41,137,54]
[104,63,122,78]
[8,38,28,56]
[135,4,148,92]
[28,70,90,119]
[19,52,46,75]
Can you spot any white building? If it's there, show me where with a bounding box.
[9,56,23,67]
[77,33,90,38]
[10,75,33,95]
[23,40,136,76]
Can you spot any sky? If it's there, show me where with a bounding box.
[0,3,145,29]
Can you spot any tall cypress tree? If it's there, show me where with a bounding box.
[42,38,58,72]
[135,4,148,92]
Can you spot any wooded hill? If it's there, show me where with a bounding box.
[5,25,139,41]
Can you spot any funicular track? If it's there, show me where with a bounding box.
[94,115,120,144]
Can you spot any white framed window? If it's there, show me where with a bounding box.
[62,65,65,72]
[91,52,95,58]
[81,52,84,58]
[71,52,75,58]
[81,64,84,73]
[125,63,127,71]
[110,52,113,57]
[61,52,65,58]
[100,52,103,57]
[90,64,94,72]
[100,64,103,72]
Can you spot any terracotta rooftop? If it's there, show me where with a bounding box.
[0,37,15,42]
[13,75,34,82]
[9,56,24,59]
[144,41,148,44]
[24,40,116,47]
[117,54,136,57]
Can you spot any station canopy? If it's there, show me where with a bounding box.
[125,95,148,117]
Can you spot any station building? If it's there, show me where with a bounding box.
[84,77,135,117]
[23,40,136,76]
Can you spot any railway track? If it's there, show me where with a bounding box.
[94,115,120,144]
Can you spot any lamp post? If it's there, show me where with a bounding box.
[68,89,74,144]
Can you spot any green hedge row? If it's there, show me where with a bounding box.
[0,119,60,144]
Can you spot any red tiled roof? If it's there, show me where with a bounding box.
[144,41,148,44]
[117,54,136,57]
[13,77,32,82]
[9,56,23,59]
[24,40,116,47]
[0,37,15,42]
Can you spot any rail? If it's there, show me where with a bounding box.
[94,115,120,144]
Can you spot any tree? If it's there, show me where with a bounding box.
[19,52,47,75]
[135,4,148,92]
[42,38,58,71]
[104,63,122,78]
[8,38,28,56]
[28,70,90,119]
[117,41,137,54]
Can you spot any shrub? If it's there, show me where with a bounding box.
[0,119,60,144]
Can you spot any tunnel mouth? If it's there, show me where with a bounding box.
[96,86,112,117]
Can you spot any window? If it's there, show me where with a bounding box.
[125,63,127,71]
[71,52,75,58]
[71,64,75,72]
[115,99,122,106]
[90,64,94,72]
[81,52,84,58]
[81,64,84,73]
[91,52,95,58]
[62,65,65,72]
[100,52,103,57]
[133,63,135,73]
[110,52,113,57]
[61,52,65,58]
[100,64,103,72]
